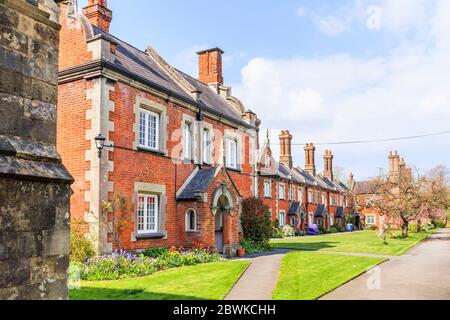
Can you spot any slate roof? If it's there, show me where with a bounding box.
[177,167,216,201]
[315,204,327,217]
[91,27,246,126]
[288,202,301,216]
[335,207,345,218]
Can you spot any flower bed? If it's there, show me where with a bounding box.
[71,243,223,281]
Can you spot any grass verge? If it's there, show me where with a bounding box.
[70,261,249,300]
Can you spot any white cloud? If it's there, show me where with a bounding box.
[235,0,450,179]
[313,15,348,35]
[296,6,307,18]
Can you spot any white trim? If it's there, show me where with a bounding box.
[279,183,286,200]
[138,108,160,151]
[366,215,376,225]
[137,194,159,234]
[279,211,286,227]
[264,179,272,198]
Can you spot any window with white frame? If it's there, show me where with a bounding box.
[366,215,376,225]
[279,183,286,200]
[308,213,314,226]
[322,193,326,205]
[226,139,238,169]
[279,212,286,227]
[137,194,159,234]
[330,195,334,206]
[330,215,334,226]
[291,186,296,201]
[308,191,313,203]
[202,128,212,164]
[264,180,272,198]
[345,198,349,208]
[139,109,160,150]
[290,217,296,226]
[183,122,193,160]
[185,209,197,232]
[287,185,292,200]
[298,187,303,203]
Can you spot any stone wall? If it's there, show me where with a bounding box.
[0,0,72,300]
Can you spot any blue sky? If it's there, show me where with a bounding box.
[78,0,450,180]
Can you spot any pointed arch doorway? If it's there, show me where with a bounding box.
[212,185,234,254]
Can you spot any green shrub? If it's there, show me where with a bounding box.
[366,225,378,231]
[240,239,273,254]
[329,227,338,234]
[76,250,156,281]
[74,245,223,281]
[272,227,284,239]
[241,197,273,244]
[282,225,295,237]
[70,229,96,263]
[434,220,447,228]
[143,246,170,258]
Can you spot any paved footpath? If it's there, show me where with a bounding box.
[225,250,289,300]
[322,229,450,300]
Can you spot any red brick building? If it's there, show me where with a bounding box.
[353,151,412,228]
[57,0,260,256]
[256,130,351,232]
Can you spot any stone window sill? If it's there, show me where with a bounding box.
[135,233,166,240]
[137,146,166,157]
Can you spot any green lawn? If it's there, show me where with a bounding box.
[273,251,385,300]
[70,261,249,300]
[272,230,432,256]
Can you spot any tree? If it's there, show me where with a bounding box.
[372,166,449,237]
[240,197,273,244]
[102,194,132,250]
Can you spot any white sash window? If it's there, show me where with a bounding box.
[137,194,158,234]
[139,109,159,151]
[203,128,212,164]
[226,139,238,169]
[184,122,193,160]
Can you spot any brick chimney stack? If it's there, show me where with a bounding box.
[323,150,334,180]
[304,143,316,176]
[197,48,224,87]
[388,151,401,179]
[83,0,112,32]
[279,130,293,169]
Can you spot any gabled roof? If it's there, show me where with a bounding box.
[315,204,328,217]
[91,27,250,128]
[335,207,345,218]
[288,202,301,216]
[177,166,216,201]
